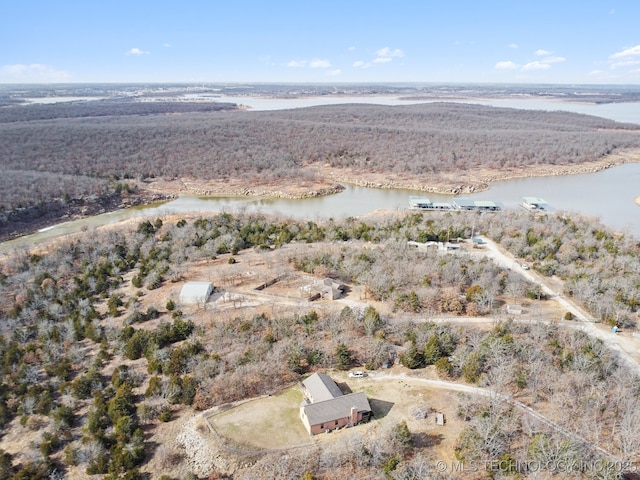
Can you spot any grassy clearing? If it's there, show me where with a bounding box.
[208,385,312,450]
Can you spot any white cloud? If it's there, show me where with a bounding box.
[495,61,519,70]
[500,51,564,74]
[541,56,566,64]
[309,59,331,68]
[508,43,518,49]
[1,63,71,82]
[611,59,640,70]
[126,47,150,56]
[609,45,640,59]
[287,59,332,69]
[348,46,356,51]
[606,45,640,71]
[521,61,551,71]
[326,69,341,76]
[163,43,172,48]
[352,46,404,70]
[376,47,404,58]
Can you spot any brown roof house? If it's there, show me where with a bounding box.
[299,372,372,435]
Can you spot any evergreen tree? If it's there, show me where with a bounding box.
[401,342,424,369]
[423,336,443,365]
[335,342,352,370]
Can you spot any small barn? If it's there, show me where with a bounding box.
[179,281,213,305]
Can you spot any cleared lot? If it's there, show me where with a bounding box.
[208,386,312,450]
[206,368,465,464]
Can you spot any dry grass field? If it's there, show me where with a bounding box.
[208,386,312,451]
[201,367,466,465]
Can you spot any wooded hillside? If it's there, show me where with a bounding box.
[0,210,639,478]
[2,102,640,235]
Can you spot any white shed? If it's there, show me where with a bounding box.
[506,304,523,315]
[179,281,213,305]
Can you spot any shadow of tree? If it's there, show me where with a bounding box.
[412,432,445,448]
[369,398,395,419]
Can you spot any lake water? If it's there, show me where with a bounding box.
[24,96,107,104]
[2,95,640,253]
[188,93,640,124]
[133,162,640,236]
[148,95,640,235]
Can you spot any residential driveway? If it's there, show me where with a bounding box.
[480,236,640,373]
[366,372,621,463]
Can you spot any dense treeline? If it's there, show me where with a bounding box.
[485,211,640,326]
[0,100,238,123]
[0,170,110,212]
[0,210,639,477]
[2,102,640,216]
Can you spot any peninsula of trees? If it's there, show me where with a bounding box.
[2,99,640,240]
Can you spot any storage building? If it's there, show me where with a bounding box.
[179,281,213,305]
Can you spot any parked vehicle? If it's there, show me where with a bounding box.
[348,370,367,378]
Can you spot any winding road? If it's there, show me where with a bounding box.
[480,236,640,374]
[367,372,622,463]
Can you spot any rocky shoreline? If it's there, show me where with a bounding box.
[321,149,640,196]
[2,150,639,244]
[0,191,176,243]
[180,183,346,199]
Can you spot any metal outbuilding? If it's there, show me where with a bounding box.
[179,281,213,305]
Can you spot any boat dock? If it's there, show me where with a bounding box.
[408,195,551,213]
[452,198,502,212]
[409,196,454,210]
[520,196,548,211]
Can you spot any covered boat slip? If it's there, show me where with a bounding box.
[520,196,548,211]
[409,196,502,212]
[408,196,453,210]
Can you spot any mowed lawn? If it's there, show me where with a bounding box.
[208,386,312,450]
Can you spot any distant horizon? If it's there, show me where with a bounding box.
[3,1,640,85]
[2,81,640,88]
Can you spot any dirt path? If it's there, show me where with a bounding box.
[368,372,623,463]
[481,236,640,373]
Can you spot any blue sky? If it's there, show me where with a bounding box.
[1,1,639,84]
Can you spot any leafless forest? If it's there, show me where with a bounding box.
[0,210,639,478]
[2,99,640,237]
[2,83,640,477]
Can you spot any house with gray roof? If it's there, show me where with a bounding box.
[300,372,372,435]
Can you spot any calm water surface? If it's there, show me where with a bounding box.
[146,162,640,236]
[192,94,640,124]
